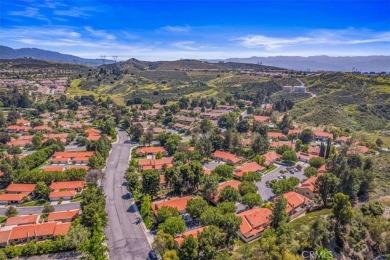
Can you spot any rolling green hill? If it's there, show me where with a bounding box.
[290,73,390,131]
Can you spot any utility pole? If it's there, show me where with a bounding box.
[100,55,106,65]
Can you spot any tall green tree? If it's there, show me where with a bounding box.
[142,169,160,198]
[316,173,339,206]
[159,216,186,236]
[270,197,289,229]
[34,181,50,200]
[80,214,109,260]
[186,196,209,220]
[333,193,354,225]
[178,235,198,260]
[251,133,269,154]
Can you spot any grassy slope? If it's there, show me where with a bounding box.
[290,73,390,131]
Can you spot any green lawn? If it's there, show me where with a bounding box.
[19,199,50,207]
[288,208,333,229]
[0,216,7,223]
[263,164,278,174]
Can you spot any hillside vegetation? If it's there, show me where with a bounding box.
[290,73,390,131]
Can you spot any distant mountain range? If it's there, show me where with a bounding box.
[1,45,389,72]
[0,45,115,66]
[209,56,390,72]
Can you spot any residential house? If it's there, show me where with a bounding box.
[6,184,36,195]
[313,131,333,141]
[136,146,168,156]
[49,190,76,201]
[237,207,272,242]
[253,115,270,123]
[211,180,241,204]
[47,209,80,222]
[296,176,319,199]
[174,227,205,248]
[0,194,28,205]
[50,181,86,192]
[151,196,192,215]
[4,215,40,228]
[6,125,30,133]
[234,162,264,179]
[268,132,288,141]
[138,158,174,171]
[212,150,241,165]
[282,191,310,219]
[261,151,282,166]
[287,129,302,136]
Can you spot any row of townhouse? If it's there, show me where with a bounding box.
[0,209,79,247]
[0,181,86,204]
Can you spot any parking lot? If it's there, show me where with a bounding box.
[256,162,308,201]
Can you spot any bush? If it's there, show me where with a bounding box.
[309,157,325,168]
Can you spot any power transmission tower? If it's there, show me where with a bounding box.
[112,55,118,62]
[100,55,106,65]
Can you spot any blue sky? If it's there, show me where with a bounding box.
[1,0,389,60]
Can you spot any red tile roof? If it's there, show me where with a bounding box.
[287,129,302,135]
[174,227,205,246]
[136,146,167,155]
[34,126,53,131]
[43,167,65,172]
[212,150,241,164]
[313,131,333,139]
[253,115,270,122]
[268,132,287,139]
[234,162,264,178]
[50,181,86,191]
[47,210,80,222]
[317,164,326,173]
[49,190,76,199]
[0,230,11,244]
[297,176,318,193]
[53,222,71,236]
[282,191,310,213]
[262,151,281,165]
[212,180,241,203]
[152,196,192,213]
[237,208,272,238]
[5,215,39,226]
[6,183,36,193]
[53,151,94,159]
[0,194,27,202]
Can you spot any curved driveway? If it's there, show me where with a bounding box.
[103,130,151,260]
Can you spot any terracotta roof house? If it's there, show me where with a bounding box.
[43,166,65,172]
[86,128,101,141]
[297,152,317,162]
[317,164,326,173]
[49,190,76,201]
[4,215,40,227]
[261,151,282,166]
[136,146,168,156]
[51,157,70,165]
[348,145,370,155]
[0,230,11,247]
[253,115,270,123]
[151,196,192,214]
[237,207,272,242]
[34,126,53,132]
[138,157,174,171]
[211,180,241,204]
[6,139,33,147]
[282,191,310,218]
[336,136,350,144]
[268,132,288,140]
[47,209,80,222]
[313,131,333,140]
[6,125,30,133]
[296,176,318,199]
[234,162,264,179]
[174,227,205,248]
[50,181,86,192]
[7,222,71,245]
[0,194,27,204]
[309,146,320,156]
[16,119,30,126]
[287,129,302,135]
[173,123,192,132]
[6,183,36,194]
[212,150,241,165]
[53,151,94,159]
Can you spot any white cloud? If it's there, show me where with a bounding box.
[8,7,48,21]
[172,41,199,51]
[160,25,191,33]
[85,26,116,40]
[236,28,390,50]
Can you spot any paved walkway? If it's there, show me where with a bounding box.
[0,202,80,215]
[103,130,152,260]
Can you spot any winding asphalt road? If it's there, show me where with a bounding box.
[103,130,152,260]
